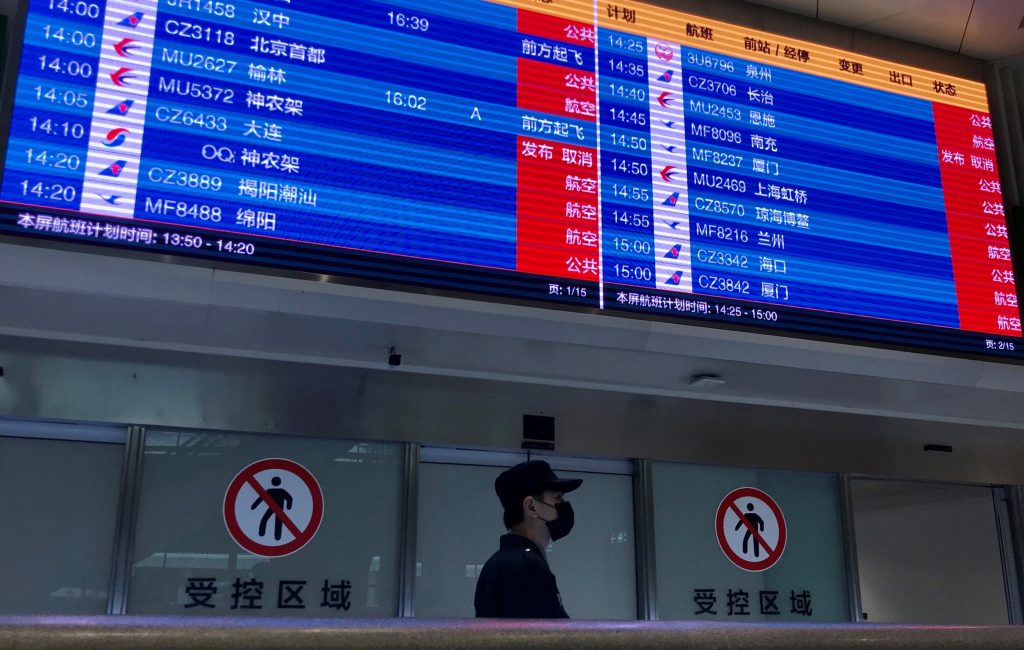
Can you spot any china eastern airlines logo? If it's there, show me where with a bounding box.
[113,38,140,57]
[119,12,145,28]
[103,128,130,147]
[110,67,137,87]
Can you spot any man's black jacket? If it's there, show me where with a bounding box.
[474,533,569,618]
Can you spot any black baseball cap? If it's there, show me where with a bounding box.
[495,460,582,511]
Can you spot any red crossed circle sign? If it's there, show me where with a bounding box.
[716,487,787,572]
[224,458,324,558]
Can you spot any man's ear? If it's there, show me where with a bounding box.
[522,495,536,518]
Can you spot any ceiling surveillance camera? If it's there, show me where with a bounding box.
[388,346,402,367]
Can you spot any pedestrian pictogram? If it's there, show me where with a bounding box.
[224,458,324,557]
[716,487,787,572]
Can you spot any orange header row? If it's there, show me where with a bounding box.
[485,0,990,112]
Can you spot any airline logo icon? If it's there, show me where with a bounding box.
[110,67,137,87]
[98,194,123,205]
[657,92,676,108]
[113,38,140,57]
[659,70,674,83]
[665,271,683,286]
[663,219,682,230]
[661,144,680,154]
[119,12,144,28]
[102,128,130,147]
[660,119,680,129]
[654,43,673,62]
[662,192,680,207]
[99,160,128,177]
[106,99,135,116]
[660,166,680,182]
[664,244,682,259]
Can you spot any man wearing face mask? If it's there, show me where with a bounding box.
[474,460,582,618]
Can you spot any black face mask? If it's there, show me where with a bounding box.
[535,500,575,541]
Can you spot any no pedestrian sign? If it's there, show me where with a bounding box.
[224,458,324,558]
[716,487,787,572]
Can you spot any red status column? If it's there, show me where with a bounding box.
[515,10,599,281]
[932,102,1020,336]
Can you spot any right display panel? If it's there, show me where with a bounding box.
[592,0,1021,358]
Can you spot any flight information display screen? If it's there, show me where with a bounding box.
[0,0,1021,359]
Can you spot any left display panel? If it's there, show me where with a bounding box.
[0,0,603,307]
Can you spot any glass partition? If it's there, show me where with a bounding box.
[127,430,405,617]
[0,424,125,614]
[414,450,637,619]
[851,479,1010,624]
[652,461,848,622]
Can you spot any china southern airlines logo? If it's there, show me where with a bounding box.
[99,160,128,177]
[103,128,130,147]
[106,99,135,116]
[665,271,683,286]
[119,12,144,28]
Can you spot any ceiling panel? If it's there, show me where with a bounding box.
[824,0,974,52]
[816,0,950,27]
[739,0,818,18]
[960,0,1024,61]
